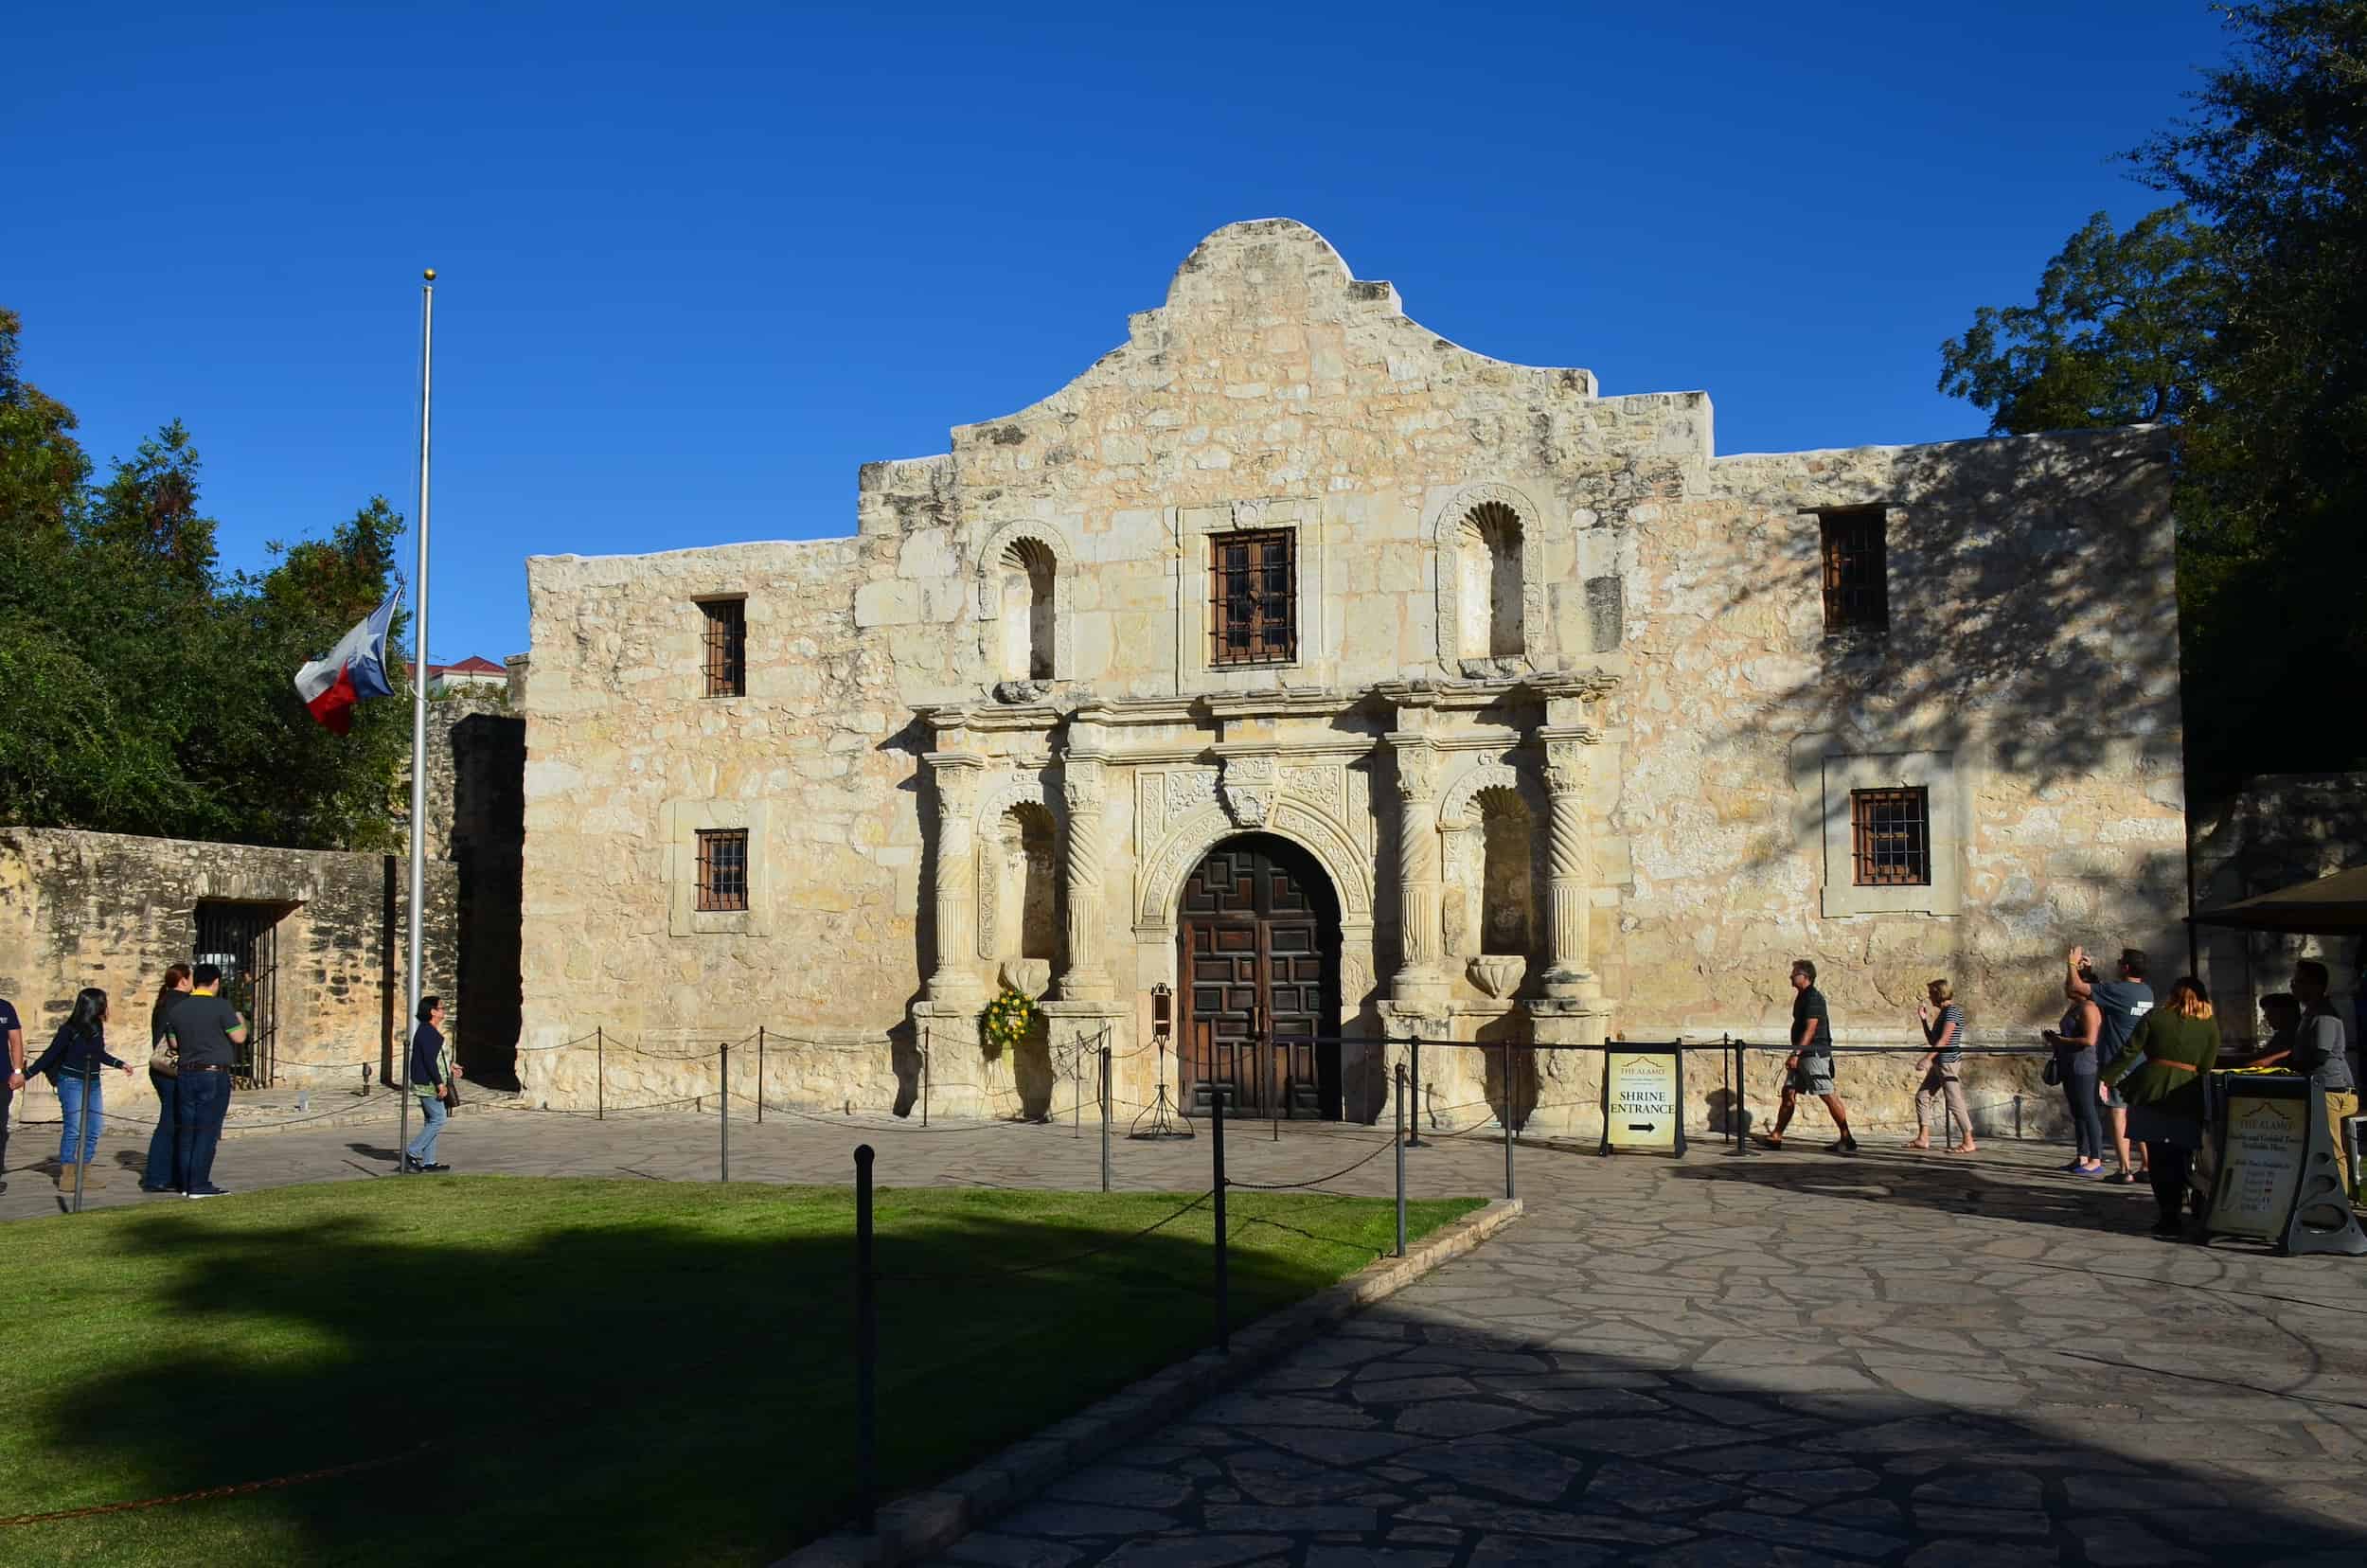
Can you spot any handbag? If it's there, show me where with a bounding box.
[2042,1055,2062,1087]
[150,1036,180,1079]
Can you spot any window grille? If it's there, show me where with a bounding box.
[701,598,746,697]
[1850,788,1930,886]
[1208,530,1296,666]
[695,829,749,912]
[1820,508,1889,634]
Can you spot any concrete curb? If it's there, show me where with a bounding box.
[775,1194,1522,1568]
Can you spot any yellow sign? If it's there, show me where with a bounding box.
[2208,1092,2307,1240]
[1605,1051,1680,1153]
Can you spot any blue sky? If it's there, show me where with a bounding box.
[7,2,2232,664]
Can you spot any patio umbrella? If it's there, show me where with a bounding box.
[2189,865,2367,935]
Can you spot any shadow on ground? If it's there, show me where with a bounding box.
[0,1180,1431,1568]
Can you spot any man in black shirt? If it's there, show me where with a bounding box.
[164,963,248,1199]
[1753,959,1859,1153]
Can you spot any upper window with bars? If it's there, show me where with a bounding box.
[694,829,749,912]
[1208,529,1297,667]
[700,598,746,697]
[1849,787,1931,886]
[1819,508,1889,635]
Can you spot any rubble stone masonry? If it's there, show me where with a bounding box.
[518,220,2184,1139]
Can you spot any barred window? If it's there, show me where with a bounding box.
[1850,788,1930,886]
[701,598,746,697]
[1208,530,1296,666]
[1820,508,1889,634]
[695,829,749,912]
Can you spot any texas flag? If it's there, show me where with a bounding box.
[294,589,401,735]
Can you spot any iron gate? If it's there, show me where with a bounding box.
[194,901,281,1087]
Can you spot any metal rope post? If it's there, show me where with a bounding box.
[1502,1041,1516,1202]
[1733,1039,1753,1157]
[756,1026,765,1125]
[719,1040,730,1184]
[920,1025,930,1129]
[596,1027,604,1122]
[70,1081,91,1214]
[1404,1035,1425,1147]
[1211,1087,1229,1355]
[1099,1040,1112,1194]
[853,1143,877,1535]
[1394,1063,1407,1256]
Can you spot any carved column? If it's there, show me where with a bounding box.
[1059,753,1111,1000]
[1388,733,1447,1000]
[1538,724,1599,1000]
[925,752,988,1004]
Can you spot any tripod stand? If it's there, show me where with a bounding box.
[1128,1034,1196,1140]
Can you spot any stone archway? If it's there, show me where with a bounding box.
[1174,833,1343,1120]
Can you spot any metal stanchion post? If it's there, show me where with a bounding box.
[596,1026,605,1122]
[920,1025,931,1129]
[1405,1036,1425,1147]
[853,1144,877,1535]
[1394,1063,1407,1256]
[1734,1040,1752,1157]
[2014,1094,2023,1141]
[1099,1042,1112,1194]
[756,1025,765,1125]
[1502,1041,1517,1201]
[71,1084,92,1214]
[720,1040,730,1184]
[1211,1088,1230,1354]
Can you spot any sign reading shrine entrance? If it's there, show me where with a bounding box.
[1601,1046,1684,1155]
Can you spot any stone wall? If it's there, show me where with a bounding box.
[2193,773,2367,1046]
[0,827,456,1110]
[516,219,2183,1140]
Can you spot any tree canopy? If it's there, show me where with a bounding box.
[0,307,413,849]
[1938,1,2367,801]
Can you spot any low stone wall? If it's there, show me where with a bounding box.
[0,827,457,1107]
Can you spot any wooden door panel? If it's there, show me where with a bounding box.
[1177,838,1338,1119]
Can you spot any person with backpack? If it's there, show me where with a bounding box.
[24,989,133,1189]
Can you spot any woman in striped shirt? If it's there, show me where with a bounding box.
[1909,978,1975,1154]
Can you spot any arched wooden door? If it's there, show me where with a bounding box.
[1177,834,1341,1119]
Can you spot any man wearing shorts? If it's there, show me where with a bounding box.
[1754,959,1859,1153]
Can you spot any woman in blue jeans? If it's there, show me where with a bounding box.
[25,989,133,1188]
[2044,982,2109,1174]
[142,964,192,1192]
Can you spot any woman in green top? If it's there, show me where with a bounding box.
[2101,974,2220,1239]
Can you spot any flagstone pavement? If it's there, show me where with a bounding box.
[6,1100,2364,1564]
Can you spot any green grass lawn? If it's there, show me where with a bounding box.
[0,1177,1481,1566]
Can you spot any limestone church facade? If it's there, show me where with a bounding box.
[514,220,2186,1131]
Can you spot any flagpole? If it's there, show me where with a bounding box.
[400,267,435,1175]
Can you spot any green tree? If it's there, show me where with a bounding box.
[0,309,412,848]
[1938,1,2367,799]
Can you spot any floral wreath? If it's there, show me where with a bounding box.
[981,987,1038,1054]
